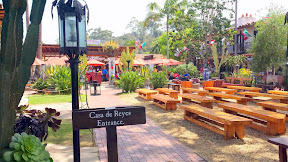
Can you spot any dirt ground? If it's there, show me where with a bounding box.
[119,93,286,162]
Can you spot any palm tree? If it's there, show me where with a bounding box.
[144,0,187,58]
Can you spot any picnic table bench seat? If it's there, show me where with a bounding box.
[157,88,180,99]
[267,90,288,96]
[257,101,288,120]
[151,94,180,110]
[181,104,252,140]
[136,89,158,100]
[209,92,251,105]
[204,87,237,94]
[181,88,209,96]
[238,91,288,104]
[179,94,216,108]
[227,86,262,92]
[218,102,286,135]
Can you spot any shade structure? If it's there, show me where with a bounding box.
[33,58,47,66]
[147,58,170,65]
[164,59,183,66]
[87,59,105,66]
[133,59,146,66]
[46,56,68,66]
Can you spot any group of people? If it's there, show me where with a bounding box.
[167,71,189,82]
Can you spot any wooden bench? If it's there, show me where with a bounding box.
[151,94,180,110]
[181,104,252,140]
[218,102,286,135]
[157,88,180,99]
[136,89,158,100]
[181,88,208,96]
[209,92,251,105]
[257,101,288,120]
[227,86,262,92]
[238,91,288,104]
[268,137,288,162]
[204,87,237,94]
[179,94,216,108]
[268,90,288,96]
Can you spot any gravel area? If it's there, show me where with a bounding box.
[118,93,286,162]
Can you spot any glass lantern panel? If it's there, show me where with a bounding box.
[65,14,77,47]
[78,15,87,48]
[58,16,64,48]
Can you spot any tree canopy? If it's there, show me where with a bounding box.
[250,7,288,72]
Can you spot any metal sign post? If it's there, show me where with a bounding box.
[72,106,146,162]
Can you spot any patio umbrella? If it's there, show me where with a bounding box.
[87,59,105,66]
[32,58,47,66]
[45,56,68,66]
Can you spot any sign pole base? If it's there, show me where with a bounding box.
[106,126,118,162]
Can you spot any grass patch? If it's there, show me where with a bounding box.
[28,94,87,105]
[45,119,94,147]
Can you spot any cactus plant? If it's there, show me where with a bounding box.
[0,0,47,152]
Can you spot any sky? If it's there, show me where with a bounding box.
[24,0,288,44]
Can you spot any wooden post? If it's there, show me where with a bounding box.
[106,126,118,162]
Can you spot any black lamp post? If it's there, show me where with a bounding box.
[126,60,131,71]
[52,0,88,161]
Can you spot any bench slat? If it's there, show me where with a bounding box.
[238,92,288,100]
[181,105,251,125]
[179,94,216,103]
[257,101,288,111]
[218,102,286,123]
[209,92,249,101]
[151,94,180,103]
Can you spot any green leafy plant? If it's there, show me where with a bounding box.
[174,63,200,77]
[151,72,169,89]
[237,68,252,78]
[45,66,72,93]
[32,78,48,91]
[103,40,120,57]
[14,108,62,142]
[115,72,144,93]
[3,133,52,162]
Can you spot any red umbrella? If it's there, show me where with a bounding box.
[87,59,105,66]
[33,58,47,66]
[46,57,67,66]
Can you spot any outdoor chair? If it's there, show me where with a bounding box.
[213,80,224,87]
[202,80,215,89]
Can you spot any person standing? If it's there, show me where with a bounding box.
[102,67,108,82]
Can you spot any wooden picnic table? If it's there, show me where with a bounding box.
[204,87,237,94]
[227,86,262,92]
[218,102,286,135]
[268,136,288,162]
[136,88,158,100]
[157,88,180,99]
[181,87,209,96]
[268,90,288,96]
[209,92,251,105]
[167,82,181,91]
[151,94,180,110]
[238,91,288,104]
[179,93,216,108]
[181,104,252,140]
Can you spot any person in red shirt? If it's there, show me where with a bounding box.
[174,73,179,79]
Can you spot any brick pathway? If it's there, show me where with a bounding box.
[90,83,206,162]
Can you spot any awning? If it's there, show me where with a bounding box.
[33,58,47,66]
[45,56,68,66]
[87,59,105,66]
[164,59,183,66]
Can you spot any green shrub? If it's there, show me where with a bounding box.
[3,133,52,162]
[45,66,71,93]
[115,72,144,93]
[151,72,169,89]
[32,78,48,91]
[174,63,199,77]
